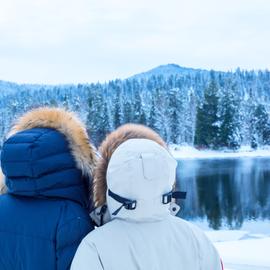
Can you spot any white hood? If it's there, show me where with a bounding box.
[106,139,177,222]
[72,138,222,270]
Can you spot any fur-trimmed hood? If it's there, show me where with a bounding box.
[9,107,96,176]
[93,124,167,207]
[1,107,97,195]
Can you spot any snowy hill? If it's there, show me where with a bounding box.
[0,64,204,91]
[131,63,209,79]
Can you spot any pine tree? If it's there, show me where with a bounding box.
[113,100,122,129]
[241,90,257,147]
[112,80,124,129]
[168,88,182,144]
[100,102,111,141]
[123,101,132,123]
[194,77,220,148]
[148,87,169,140]
[139,107,147,125]
[132,83,142,123]
[252,104,270,147]
[148,98,160,132]
[219,83,241,149]
[187,91,197,144]
[86,86,110,145]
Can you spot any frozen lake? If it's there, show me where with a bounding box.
[176,157,270,229]
[176,157,270,269]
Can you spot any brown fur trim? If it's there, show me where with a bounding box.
[93,124,167,207]
[8,107,97,178]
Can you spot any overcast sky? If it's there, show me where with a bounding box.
[0,0,269,84]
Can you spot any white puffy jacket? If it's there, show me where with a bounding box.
[71,139,222,270]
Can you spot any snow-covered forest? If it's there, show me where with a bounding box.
[0,64,270,148]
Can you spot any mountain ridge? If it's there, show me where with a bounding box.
[129,63,210,79]
[0,64,268,91]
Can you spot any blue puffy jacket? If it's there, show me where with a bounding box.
[0,108,96,270]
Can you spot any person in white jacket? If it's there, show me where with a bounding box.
[72,124,223,270]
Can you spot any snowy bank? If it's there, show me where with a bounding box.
[192,220,270,270]
[214,237,270,270]
[170,145,270,159]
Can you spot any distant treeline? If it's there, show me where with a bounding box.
[0,68,270,149]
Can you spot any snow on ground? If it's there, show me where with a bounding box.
[170,145,270,159]
[208,231,270,270]
[215,237,270,270]
[192,220,270,270]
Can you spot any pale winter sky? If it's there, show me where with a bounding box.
[0,0,269,84]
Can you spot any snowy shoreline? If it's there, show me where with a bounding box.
[192,219,270,270]
[170,145,270,159]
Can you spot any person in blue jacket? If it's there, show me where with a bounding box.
[0,107,96,270]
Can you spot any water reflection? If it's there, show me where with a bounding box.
[176,158,270,229]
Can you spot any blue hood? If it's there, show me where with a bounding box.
[1,128,90,208]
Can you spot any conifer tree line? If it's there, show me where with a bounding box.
[194,72,270,149]
[0,68,270,149]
